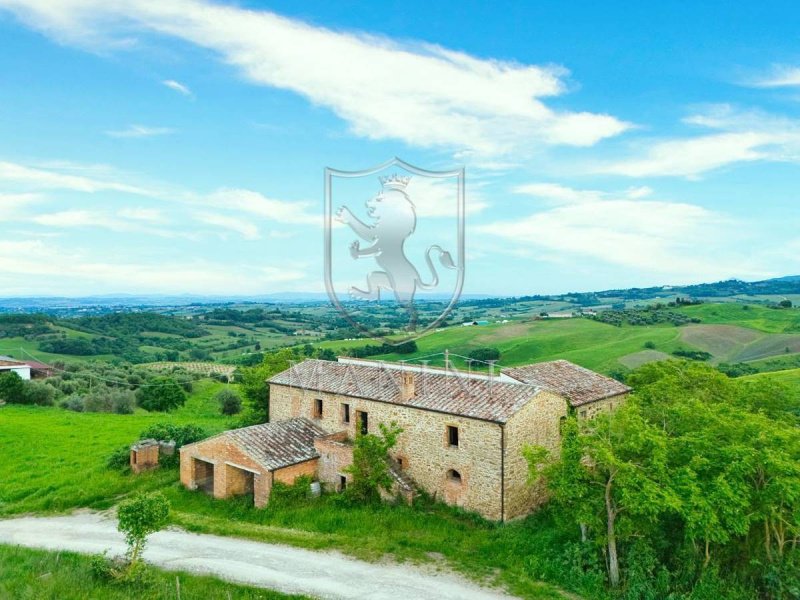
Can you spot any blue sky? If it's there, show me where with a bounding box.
[1,0,800,297]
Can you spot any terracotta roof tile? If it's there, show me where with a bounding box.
[502,360,630,407]
[269,359,540,423]
[220,418,327,471]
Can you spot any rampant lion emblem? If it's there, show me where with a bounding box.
[335,174,457,330]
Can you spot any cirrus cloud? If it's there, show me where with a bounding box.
[0,0,631,157]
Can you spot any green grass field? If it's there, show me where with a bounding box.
[321,317,685,373]
[739,367,800,392]
[677,303,800,333]
[0,379,235,516]
[0,545,305,599]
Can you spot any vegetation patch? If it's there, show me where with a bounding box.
[0,544,305,599]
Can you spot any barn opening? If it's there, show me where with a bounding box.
[225,463,255,499]
[193,458,215,494]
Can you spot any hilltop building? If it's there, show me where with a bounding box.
[180,357,629,520]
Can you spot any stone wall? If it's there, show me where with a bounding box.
[314,432,353,492]
[576,393,627,420]
[502,389,568,520]
[271,383,506,520]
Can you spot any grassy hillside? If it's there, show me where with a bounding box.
[0,379,234,516]
[739,367,800,393]
[677,303,800,333]
[321,318,685,373]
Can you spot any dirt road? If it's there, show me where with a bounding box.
[0,512,516,599]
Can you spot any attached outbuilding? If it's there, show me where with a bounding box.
[179,417,326,507]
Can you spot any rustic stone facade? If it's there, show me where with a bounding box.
[179,357,628,520]
[271,384,506,520]
[268,359,629,521]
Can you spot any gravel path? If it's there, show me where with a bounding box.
[0,512,516,599]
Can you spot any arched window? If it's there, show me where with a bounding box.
[447,469,462,483]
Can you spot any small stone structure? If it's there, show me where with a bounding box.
[130,439,160,474]
[179,418,326,507]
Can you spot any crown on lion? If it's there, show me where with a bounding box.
[379,173,411,190]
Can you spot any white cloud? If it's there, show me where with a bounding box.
[0,0,630,156]
[117,207,164,222]
[162,79,192,96]
[0,239,306,295]
[0,160,152,194]
[106,124,175,138]
[1,158,320,228]
[478,183,762,280]
[513,182,652,204]
[203,188,319,226]
[595,105,800,178]
[193,211,260,239]
[30,209,183,237]
[405,177,488,217]
[745,65,800,88]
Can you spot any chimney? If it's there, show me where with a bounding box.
[400,371,415,401]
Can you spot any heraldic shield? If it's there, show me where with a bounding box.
[324,157,465,344]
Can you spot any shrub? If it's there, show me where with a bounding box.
[138,422,207,447]
[270,475,312,506]
[82,388,136,414]
[0,371,25,403]
[117,492,170,574]
[135,377,186,412]
[644,340,656,349]
[22,381,55,406]
[468,347,501,363]
[216,387,242,415]
[343,422,402,504]
[61,395,85,412]
[106,445,131,470]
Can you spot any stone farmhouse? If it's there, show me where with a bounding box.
[180,357,629,520]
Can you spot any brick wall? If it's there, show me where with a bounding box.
[273,459,318,485]
[179,436,271,507]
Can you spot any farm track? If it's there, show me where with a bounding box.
[0,512,518,600]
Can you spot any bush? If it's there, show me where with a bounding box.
[644,340,656,349]
[61,395,85,412]
[106,445,131,470]
[216,387,242,415]
[135,377,186,412]
[468,347,501,363]
[21,381,55,406]
[82,388,136,414]
[0,371,25,403]
[138,423,207,447]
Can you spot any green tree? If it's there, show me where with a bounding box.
[116,491,170,573]
[239,348,297,424]
[216,387,242,415]
[527,406,677,587]
[467,347,501,362]
[0,371,25,403]
[344,422,403,504]
[135,377,186,412]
